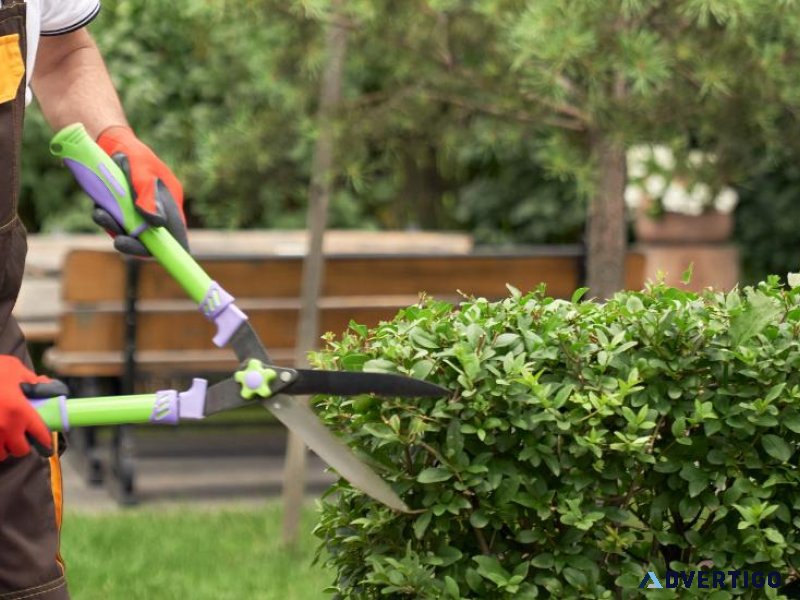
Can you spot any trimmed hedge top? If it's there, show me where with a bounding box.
[312,279,800,599]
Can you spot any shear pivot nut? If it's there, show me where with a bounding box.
[235,359,278,400]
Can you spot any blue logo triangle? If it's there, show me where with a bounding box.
[639,572,663,589]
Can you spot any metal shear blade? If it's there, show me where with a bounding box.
[204,322,448,512]
[202,377,425,513]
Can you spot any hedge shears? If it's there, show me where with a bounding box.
[37,123,447,512]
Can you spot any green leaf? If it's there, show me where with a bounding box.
[470,510,489,528]
[729,291,782,346]
[465,568,483,592]
[571,287,590,303]
[495,333,521,348]
[689,478,706,498]
[363,358,397,373]
[762,434,793,462]
[341,353,369,370]
[446,419,464,457]
[474,555,509,587]
[414,511,432,540]
[681,263,694,285]
[411,359,436,380]
[438,545,463,567]
[465,324,484,346]
[454,343,482,381]
[782,411,800,434]
[563,567,588,589]
[444,576,460,599]
[516,530,537,544]
[417,467,453,483]
[531,553,554,569]
[765,382,786,403]
[764,528,785,545]
[410,327,440,349]
[363,423,396,439]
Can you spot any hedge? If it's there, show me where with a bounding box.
[312,278,800,599]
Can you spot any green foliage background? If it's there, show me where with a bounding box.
[18,0,800,277]
[19,0,585,243]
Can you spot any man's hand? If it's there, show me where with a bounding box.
[93,126,189,256]
[31,30,188,255]
[0,356,68,460]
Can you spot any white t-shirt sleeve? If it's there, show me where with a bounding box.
[40,0,101,36]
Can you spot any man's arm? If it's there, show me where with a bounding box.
[30,28,188,253]
[31,28,128,139]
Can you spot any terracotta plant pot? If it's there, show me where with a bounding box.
[634,207,734,244]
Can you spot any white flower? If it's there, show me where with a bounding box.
[683,196,705,216]
[714,187,738,214]
[644,174,668,198]
[628,161,647,179]
[788,272,800,289]
[690,183,712,205]
[652,145,676,171]
[627,145,651,166]
[661,183,690,213]
[624,184,645,208]
[688,150,705,168]
[627,146,650,179]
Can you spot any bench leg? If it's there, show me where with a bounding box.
[68,427,104,486]
[109,424,138,506]
[64,377,105,486]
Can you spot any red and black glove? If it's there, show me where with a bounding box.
[0,356,68,460]
[93,126,189,256]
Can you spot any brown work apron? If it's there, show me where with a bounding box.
[0,2,69,598]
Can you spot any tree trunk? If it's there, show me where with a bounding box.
[282,1,349,546]
[402,146,446,230]
[585,132,627,299]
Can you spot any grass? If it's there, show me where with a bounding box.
[61,503,333,600]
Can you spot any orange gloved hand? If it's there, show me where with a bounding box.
[93,126,189,256]
[0,356,67,460]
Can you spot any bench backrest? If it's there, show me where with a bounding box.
[46,248,645,377]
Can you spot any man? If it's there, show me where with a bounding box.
[0,2,186,598]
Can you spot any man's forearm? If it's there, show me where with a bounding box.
[31,29,128,139]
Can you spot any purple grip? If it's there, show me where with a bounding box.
[29,396,70,431]
[199,282,248,347]
[178,379,208,420]
[150,379,208,424]
[64,159,126,228]
[149,390,179,424]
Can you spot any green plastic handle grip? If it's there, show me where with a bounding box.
[32,379,207,430]
[33,394,169,430]
[49,123,211,304]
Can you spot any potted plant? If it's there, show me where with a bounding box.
[625,145,739,244]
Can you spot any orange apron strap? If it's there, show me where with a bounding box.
[0,33,25,103]
[48,434,65,573]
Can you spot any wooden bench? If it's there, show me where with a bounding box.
[16,230,475,344]
[45,246,646,503]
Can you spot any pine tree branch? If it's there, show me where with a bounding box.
[422,91,586,131]
[445,64,589,123]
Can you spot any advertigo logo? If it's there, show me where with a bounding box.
[639,570,782,590]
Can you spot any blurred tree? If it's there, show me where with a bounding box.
[22,1,328,231]
[341,0,800,297]
[20,0,582,244]
[21,0,800,295]
[283,0,351,545]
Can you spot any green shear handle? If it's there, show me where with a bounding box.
[29,380,207,431]
[50,123,246,346]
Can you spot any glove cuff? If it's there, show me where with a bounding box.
[97,125,137,154]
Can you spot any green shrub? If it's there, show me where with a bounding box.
[312,279,800,599]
